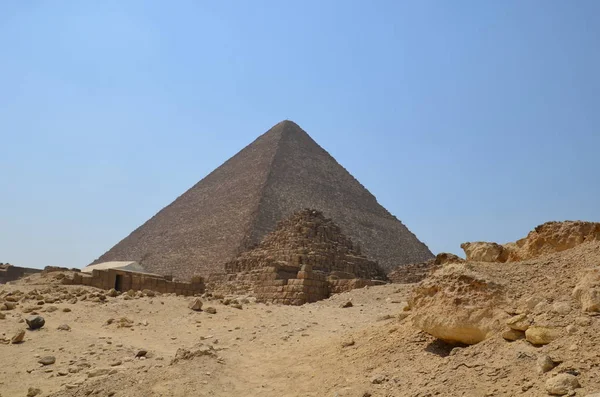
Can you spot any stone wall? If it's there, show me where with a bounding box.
[0,264,42,284]
[64,268,204,296]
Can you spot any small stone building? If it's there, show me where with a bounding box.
[207,209,387,304]
[64,262,204,296]
[0,263,41,284]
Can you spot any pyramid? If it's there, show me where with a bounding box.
[92,120,433,280]
[224,209,387,281]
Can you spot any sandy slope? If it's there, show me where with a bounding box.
[2,241,600,397]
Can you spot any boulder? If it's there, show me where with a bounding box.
[27,387,41,397]
[188,298,203,311]
[38,356,56,366]
[26,315,45,330]
[501,329,524,341]
[205,307,217,314]
[545,373,580,395]
[506,314,532,331]
[11,329,25,344]
[525,326,561,345]
[573,268,600,312]
[57,324,71,331]
[410,263,507,345]
[460,242,507,262]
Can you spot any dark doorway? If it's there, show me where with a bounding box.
[115,275,123,291]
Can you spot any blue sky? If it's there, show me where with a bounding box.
[1,1,599,269]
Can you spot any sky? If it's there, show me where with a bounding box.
[1,1,599,269]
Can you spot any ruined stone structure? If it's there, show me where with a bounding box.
[387,253,464,284]
[92,120,433,280]
[207,209,387,305]
[64,268,204,296]
[0,264,41,284]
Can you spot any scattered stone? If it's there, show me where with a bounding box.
[537,355,557,374]
[0,312,5,319]
[136,349,148,358]
[525,326,561,345]
[57,324,71,331]
[27,387,41,397]
[26,315,45,330]
[502,329,525,341]
[107,288,119,297]
[545,373,580,395]
[340,301,353,308]
[88,368,111,378]
[109,360,122,367]
[38,356,56,366]
[11,329,25,344]
[552,302,571,315]
[506,314,532,331]
[188,298,203,311]
[45,305,58,313]
[3,302,16,310]
[341,339,355,348]
[370,374,387,384]
[62,307,71,313]
[172,344,216,363]
[231,303,243,310]
[205,307,217,314]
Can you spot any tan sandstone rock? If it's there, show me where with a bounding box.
[460,242,508,262]
[545,373,580,395]
[188,298,203,311]
[573,268,600,312]
[525,326,561,345]
[410,263,507,345]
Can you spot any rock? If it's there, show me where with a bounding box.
[107,288,119,297]
[0,312,5,319]
[341,339,355,348]
[3,301,17,310]
[461,241,508,262]
[188,298,203,311]
[410,263,507,345]
[11,329,25,344]
[135,349,148,358]
[573,268,600,312]
[340,301,353,308]
[45,305,58,313]
[26,315,45,330]
[205,307,217,314]
[506,314,532,331]
[57,324,71,331]
[370,374,387,384]
[109,360,122,367]
[27,387,41,397]
[525,326,561,345]
[545,373,580,395]
[502,329,525,341]
[575,316,592,327]
[552,302,571,315]
[537,355,557,374]
[172,344,216,363]
[62,307,71,312]
[88,368,111,378]
[38,356,56,366]
[231,303,243,310]
[143,289,156,297]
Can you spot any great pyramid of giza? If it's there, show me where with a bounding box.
[92,120,433,280]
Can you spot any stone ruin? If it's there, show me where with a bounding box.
[387,253,465,284]
[207,209,387,305]
[0,263,41,284]
[63,268,205,296]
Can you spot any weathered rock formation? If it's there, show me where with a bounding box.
[461,221,600,263]
[207,209,387,305]
[410,263,508,344]
[91,120,433,280]
[387,253,464,284]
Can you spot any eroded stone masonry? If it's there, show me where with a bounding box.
[207,209,387,305]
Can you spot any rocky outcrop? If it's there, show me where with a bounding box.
[461,221,600,263]
[460,242,508,262]
[573,267,600,312]
[410,263,508,344]
[387,253,464,284]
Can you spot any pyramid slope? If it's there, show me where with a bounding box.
[92,123,285,278]
[249,121,434,272]
[93,121,433,279]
